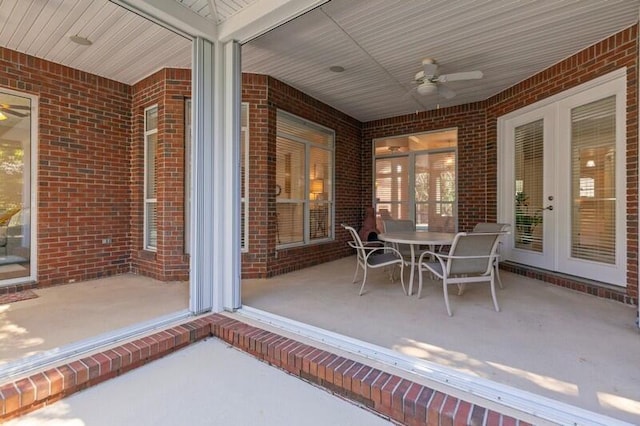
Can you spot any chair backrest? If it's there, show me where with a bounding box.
[447,232,503,275]
[382,219,414,233]
[473,222,510,233]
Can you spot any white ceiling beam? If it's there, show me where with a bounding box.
[112,0,217,40]
[207,0,219,24]
[217,0,329,43]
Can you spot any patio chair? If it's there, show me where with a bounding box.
[341,224,406,296]
[417,231,505,316]
[472,223,511,289]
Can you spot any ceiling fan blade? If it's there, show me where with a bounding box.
[437,85,456,99]
[2,109,29,118]
[437,70,483,83]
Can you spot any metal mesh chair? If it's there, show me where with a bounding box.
[341,224,406,296]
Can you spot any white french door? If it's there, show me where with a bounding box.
[499,70,627,286]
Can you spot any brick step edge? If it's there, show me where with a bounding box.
[0,314,531,426]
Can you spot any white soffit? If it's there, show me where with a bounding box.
[242,0,640,121]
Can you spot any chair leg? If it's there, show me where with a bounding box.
[495,262,504,289]
[359,267,368,295]
[443,280,453,316]
[352,261,360,284]
[417,268,424,299]
[490,275,500,312]
[398,263,406,295]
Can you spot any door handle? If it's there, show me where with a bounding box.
[542,205,553,211]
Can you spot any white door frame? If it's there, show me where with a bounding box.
[498,68,627,286]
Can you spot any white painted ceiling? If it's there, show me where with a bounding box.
[0,0,638,122]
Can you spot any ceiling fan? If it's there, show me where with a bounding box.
[0,103,30,120]
[411,58,483,99]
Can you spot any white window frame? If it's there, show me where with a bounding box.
[372,129,458,231]
[241,102,249,252]
[276,110,335,248]
[144,104,158,252]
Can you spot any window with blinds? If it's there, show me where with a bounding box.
[570,96,616,264]
[514,119,543,251]
[276,111,334,247]
[374,129,457,232]
[144,105,158,251]
[240,103,249,252]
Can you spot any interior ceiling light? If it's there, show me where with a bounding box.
[417,82,437,96]
[329,65,345,73]
[69,35,93,46]
[0,111,7,121]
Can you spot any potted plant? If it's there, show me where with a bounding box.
[515,191,542,244]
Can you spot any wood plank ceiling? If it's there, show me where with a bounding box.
[0,0,638,121]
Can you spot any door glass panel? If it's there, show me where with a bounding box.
[0,91,32,281]
[514,120,543,251]
[375,157,409,229]
[571,96,616,264]
[415,152,455,232]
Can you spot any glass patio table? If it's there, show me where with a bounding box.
[377,231,456,296]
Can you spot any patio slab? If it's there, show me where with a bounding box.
[5,337,392,426]
[242,256,640,424]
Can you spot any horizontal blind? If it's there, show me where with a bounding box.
[276,137,305,244]
[514,119,543,251]
[375,156,409,221]
[570,96,616,264]
[415,152,456,232]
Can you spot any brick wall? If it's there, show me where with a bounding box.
[130,69,190,281]
[0,47,132,286]
[241,74,362,278]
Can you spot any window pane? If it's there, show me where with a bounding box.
[0,90,32,281]
[415,152,456,232]
[374,129,457,156]
[146,132,157,198]
[146,202,157,249]
[277,111,333,147]
[145,108,157,131]
[514,119,544,251]
[276,111,334,246]
[571,96,616,264]
[276,202,304,244]
[375,157,410,225]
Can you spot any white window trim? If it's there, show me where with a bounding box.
[0,87,38,287]
[144,104,158,252]
[241,102,249,253]
[276,110,335,249]
[372,129,458,230]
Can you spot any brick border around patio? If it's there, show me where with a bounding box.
[0,314,531,425]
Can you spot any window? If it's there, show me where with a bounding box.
[144,105,158,251]
[240,103,249,252]
[374,129,457,232]
[0,88,36,285]
[276,111,334,246]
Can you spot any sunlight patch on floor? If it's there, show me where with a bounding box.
[597,392,640,417]
[487,361,579,396]
[393,338,489,378]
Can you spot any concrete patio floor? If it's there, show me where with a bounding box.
[6,337,391,426]
[0,274,189,366]
[242,256,640,424]
[1,259,639,423]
